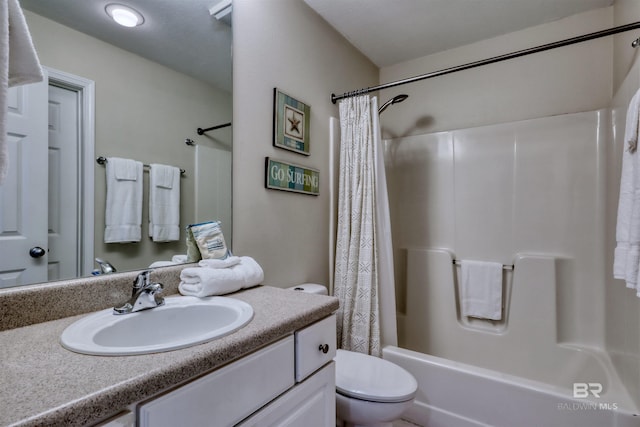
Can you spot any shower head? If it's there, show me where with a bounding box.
[378,94,409,114]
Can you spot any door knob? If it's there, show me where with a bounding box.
[29,247,46,258]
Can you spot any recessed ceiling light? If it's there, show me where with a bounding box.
[105,3,144,27]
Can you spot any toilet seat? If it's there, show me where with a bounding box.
[335,349,417,403]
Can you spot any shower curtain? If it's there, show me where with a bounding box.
[334,95,396,357]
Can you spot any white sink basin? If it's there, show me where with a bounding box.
[60,296,254,356]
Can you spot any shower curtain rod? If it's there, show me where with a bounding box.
[197,122,232,135]
[331,21,640,104]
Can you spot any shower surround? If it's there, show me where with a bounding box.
[385,110,639,426]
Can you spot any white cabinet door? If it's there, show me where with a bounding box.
[238,362,335,427]
[138,336,295,427]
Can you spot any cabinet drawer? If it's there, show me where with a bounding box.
[138,336,295,427]
[295,314,336,382]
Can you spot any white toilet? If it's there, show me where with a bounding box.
[290,284,418,427]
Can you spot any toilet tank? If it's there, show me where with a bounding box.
[288,283,328,295]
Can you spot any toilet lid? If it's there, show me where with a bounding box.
[335,349,417,403]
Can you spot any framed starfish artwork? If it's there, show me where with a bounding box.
[273,88,311,155]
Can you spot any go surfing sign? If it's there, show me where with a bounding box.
[265,158,319,196]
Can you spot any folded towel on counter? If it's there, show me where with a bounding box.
[149,164,181,242]
[198,256,241,269]
[172,254,188,263]
[178,256,264,297]
[147,254,189,269]
[149,260,178,268]
[104,157,143,243]
[0,0,43,184]
[460,260,503,320]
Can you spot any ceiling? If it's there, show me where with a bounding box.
[19,0,232,92]
[19,0,615,92]
[304,0,615,67]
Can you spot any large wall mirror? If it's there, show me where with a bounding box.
[0,0,232,288]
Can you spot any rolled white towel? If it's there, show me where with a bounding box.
[198,256,241,269]
[179,256,264,297]
[171,254,188,263]
[149,260,178,268]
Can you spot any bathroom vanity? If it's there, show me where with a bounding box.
[0,267,338,427]
[136,315,336,426]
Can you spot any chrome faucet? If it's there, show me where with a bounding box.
[95,258,117,274]
[113,270,165,315]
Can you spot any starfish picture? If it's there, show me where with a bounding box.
[274,89,310,155]
[288,113,301,134]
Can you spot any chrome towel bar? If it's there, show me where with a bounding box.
[96,156,185,175]
[453,260,514,271]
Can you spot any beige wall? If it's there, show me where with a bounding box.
[24,11,232,272]
[232,0,377,287]
[379,7,613,136]
[607,0,640,409]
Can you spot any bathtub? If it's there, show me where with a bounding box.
[383,346,640,427]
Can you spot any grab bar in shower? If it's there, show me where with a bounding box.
[452,260,514,271]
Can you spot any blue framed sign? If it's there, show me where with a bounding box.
[265,158,319,196]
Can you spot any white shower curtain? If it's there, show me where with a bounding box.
[334,94,396,357]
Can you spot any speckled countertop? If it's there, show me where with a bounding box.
[0,274,338,427]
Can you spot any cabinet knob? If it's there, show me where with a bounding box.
[318,344,329,354]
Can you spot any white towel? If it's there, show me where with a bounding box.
[615,89,640,293]
[148,260,178,268]
[198,256,241,269]
[147,254,189,268]
[149,164,181,242]
[178,256,264,297]
[172,254,188,263]
[104,157,143,243]
[0,0,43,184]
[460,260,503,320]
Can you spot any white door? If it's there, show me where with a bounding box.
[47,84,80,281]
[0,80,48,288]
